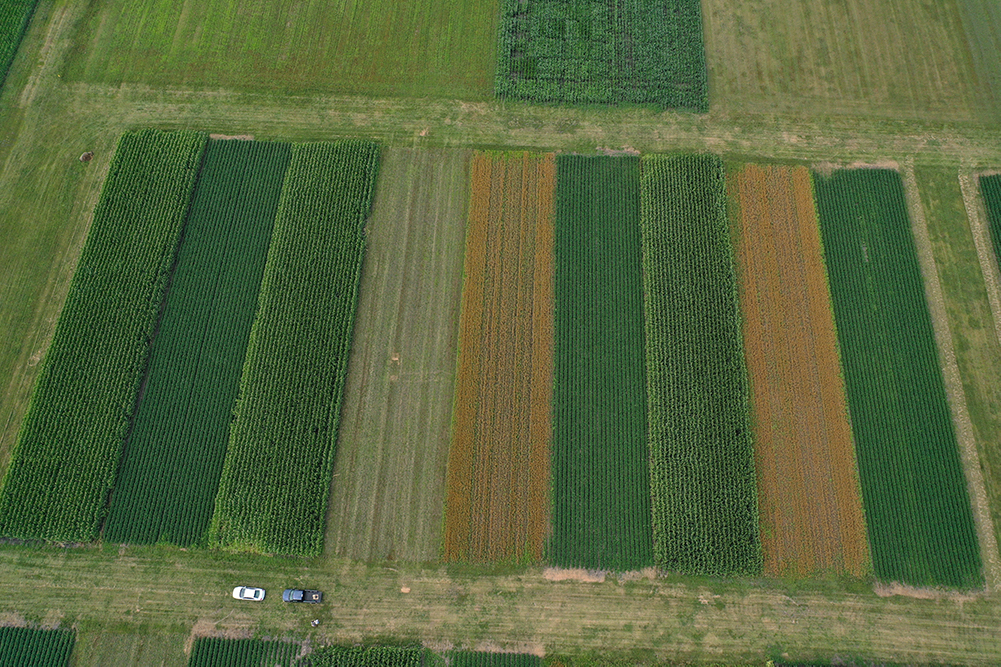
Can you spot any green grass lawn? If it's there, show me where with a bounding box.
[61,0,499,100]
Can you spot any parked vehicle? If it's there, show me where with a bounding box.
[232,586,266,601]
[282,588,322,603]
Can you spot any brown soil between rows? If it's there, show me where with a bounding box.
[733,164,868,577]
[443,151,555,562]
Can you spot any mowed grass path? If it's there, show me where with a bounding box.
[325,148,469,562]
[62,0,499,100]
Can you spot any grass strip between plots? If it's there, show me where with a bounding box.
[550,154,653,571]
[495,0,707,110]
[814,168,982,589]
[103,139,290,547]
[0,129,206,542]
[209,140,380,557]
[0,627,75,667]
[187,637,299,666]
[640,153,760,576]
[0,0,40,91]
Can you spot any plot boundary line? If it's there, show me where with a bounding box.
[905,163,1001,592]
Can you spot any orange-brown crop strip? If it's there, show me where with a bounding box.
[734,164,868,577]
[443,151,555,562]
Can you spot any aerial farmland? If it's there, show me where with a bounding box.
[2,0,1001,664]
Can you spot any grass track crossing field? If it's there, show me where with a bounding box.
[549,154,653,571]
[0,627,74,667]
[62,0,499,100]
[0,129,206,543]
[325,148,468,562]
[209,141,380,557]
[495,0,707,110]
[731,164,867,578]
[444,151,555,563]
[814,168,982,589]
[103,139,290,547]
[640,153,760,576]
[187,637,300,666]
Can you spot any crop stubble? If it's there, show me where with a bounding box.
[444,151,555,562]
[733,164,867,577]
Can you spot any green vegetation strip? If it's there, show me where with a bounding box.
[209,141,380,557]
[0,129,206,542]
[188,637,299,666]
[982,174,1001,262]
[551,154,653,570]
[640,153,760,576]
[0,627,75,667]
[495,0,707,110]
[0,0,39,91]
[450,652,541,667]
[103,139,290,547]
[307,646,428,667]
[815,168,982,588]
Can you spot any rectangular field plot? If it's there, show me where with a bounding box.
[62,0,498,100]
[103,139,289,547]
[815,167,982,589]
[703,0,989,122]
[325,148,468,562]
[0,129,206,543]
[188,638,301,666]
[641,154,760,576]
[982,174,1001,261]
[731,164,867,577]
[0,627,75,666]
[0,0,40,90]
[444,151,555,563]
[549,155,653,571]
[495,0,707,110]
[209,141,380,557]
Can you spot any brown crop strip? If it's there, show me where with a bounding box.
[444,151,555,562]
[733,164,868,577]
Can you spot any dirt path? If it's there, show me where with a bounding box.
[904,163,1001,592]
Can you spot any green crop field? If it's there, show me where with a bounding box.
[0,0,38,90]
[307,646,427,667]
[450,652,541,667]
[550,154,653,571]
[640,153,760,577]
[325,148,468,563]
[187,637,301,666]
[0,129,206,543]
[103,139,290,547]
[815,168,982,589]
[495,0,707,109]
[61,0,499,100]
[0,626,74,667]
[983,174,1001,260]
[209,141,380,557]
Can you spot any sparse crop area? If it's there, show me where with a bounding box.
[815,168,983,589]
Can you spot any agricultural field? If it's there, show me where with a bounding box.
[307,646,427,667]
[210,141,380,557]
[549,155,652,571]
[444,151,555,563]
[0,0,38,90]
[325,148,469,562]
[0,626,74,666]
[104,139,289,547]
[730,163,867,578]
[495,0,707,109]
[187,637,301,666]
[814,168,982,589]
[61,0,499,100]
[450,652,540,667]
[640,154,760,577]
[983,174,1001,260]
[0,129,206,543]
[702,0,998,124]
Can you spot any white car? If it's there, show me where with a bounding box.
[232,586,265,601]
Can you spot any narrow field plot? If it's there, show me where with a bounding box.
[307,646,427,666]
[70,630,186,667]
[982,174,1001,260]
[450,652,541,667]
[103,139,289,547]
[0,626,74,666]
[188,638,300,666]
[62,0,498,100]
[815,167,982,589]
[641,153,760,577]
[703,0,988,122]
[550,155,653,571]
[209,141,380,557]
[325,148,468,562]
[444,151,555,563]
[0,129,206,543]
[732,163,867,578]
[0,0,39,91]
[495,0,707,110]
